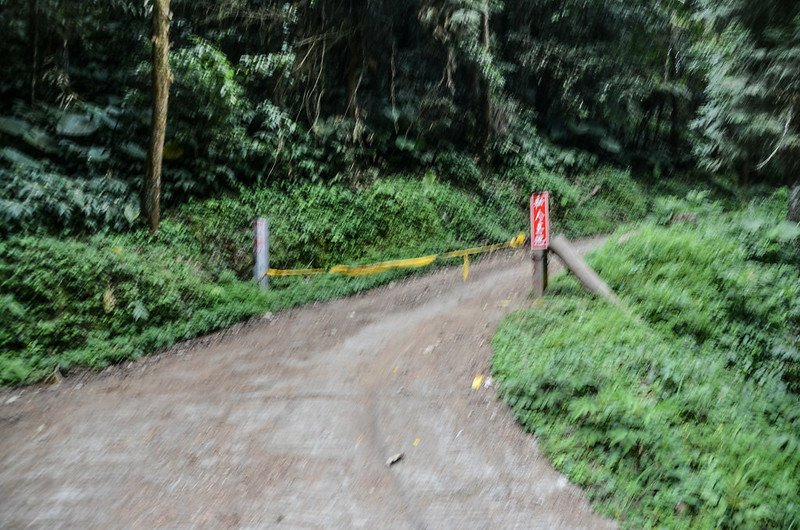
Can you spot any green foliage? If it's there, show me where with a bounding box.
[0,226,445,386]
[491,108,603,176]
[0,176,522,385]
[590,226,799,388]
[123,37,262,197]
[501,165,648,236]
[172,176,524,277]
[0,234,271,384]
[493,193,800,528]
[0,98,142,235]
[435,151,481,186]
[570,167,650,235]
[495,298,799,529]
[0,166,139,235]
[691,1,800,182]
[171,168,649,280]
[3,0,798,211]
[168,38,250,168]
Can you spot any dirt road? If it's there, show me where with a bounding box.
[1,241,615,529]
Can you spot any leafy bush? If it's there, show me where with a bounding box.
[492,192,800,528]
[504,165,581,213]
[0,228,455,386]
[122,37,265,198]
[577,167,648,221]
[435,151,481,186]
[0,166,139,235]
[494,298,799,529]
[494,112,600,176]
[0,101,143,235]
[174,177,525,277]
[0,235,274,384]
[651,189,724,224]
[500,165,647,236]
[591,194,800,388]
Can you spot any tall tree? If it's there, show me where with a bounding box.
[28,0,39,105]
[145,0,172,233]
[479,0,491,149]
[691,0,800,185]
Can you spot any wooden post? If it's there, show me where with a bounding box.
[531,249,548,298]
[530,191,551,297]
[254,218,269,288]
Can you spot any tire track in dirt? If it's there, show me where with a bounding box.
[1,238,615,529]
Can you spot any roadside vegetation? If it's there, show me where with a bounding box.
[1,168,646,385]
[493,189,800,528]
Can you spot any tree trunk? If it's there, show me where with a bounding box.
[633,107,652,149]
[145,0,171,234]
[667,48,679,157]
[344,25,364,143]
[650,100,664,147]
[28,0,39,105]
[670,92,679,157]
[479,0,492,150]
[389,25,398,133]
[789,184,800,222]
[665,22,680,159]
[345,29,362,121]
[739,157,751,189]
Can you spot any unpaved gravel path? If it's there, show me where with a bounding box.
[0,239,615,529]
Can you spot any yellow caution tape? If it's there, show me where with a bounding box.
[266,232,527,280]
[267,267,327,277]
[442,232,526,259]
[510,232,526,248]
[330,254,437,276]
[442,242,504,259]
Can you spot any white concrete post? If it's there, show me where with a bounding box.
[254,218,269,288]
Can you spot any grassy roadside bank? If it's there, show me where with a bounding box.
[492,189,800,528]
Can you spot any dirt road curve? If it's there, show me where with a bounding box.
[1,240,615,529]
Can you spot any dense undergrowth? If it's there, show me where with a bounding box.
[1,167,646,386]
[492,189,800,528]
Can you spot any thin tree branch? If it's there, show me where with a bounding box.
[756,109,793,171]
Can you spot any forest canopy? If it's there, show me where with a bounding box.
[1,0,799,235]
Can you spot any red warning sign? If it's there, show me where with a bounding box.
[530,192,550,250]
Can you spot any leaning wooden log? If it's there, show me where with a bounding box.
[549,235,621,305]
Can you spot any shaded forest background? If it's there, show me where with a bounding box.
[2,0,799,235]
